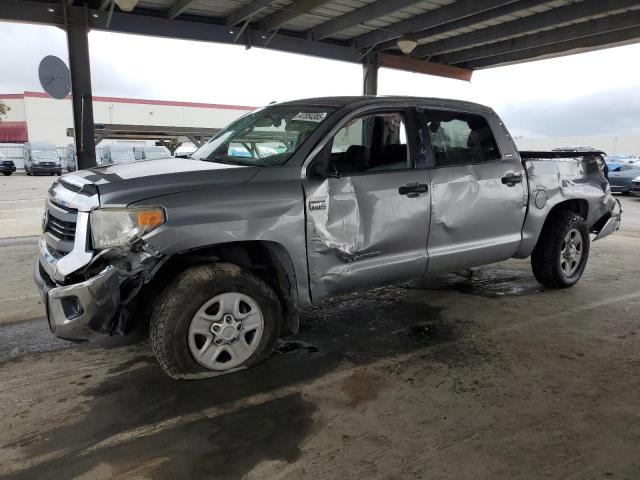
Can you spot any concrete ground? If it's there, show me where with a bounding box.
[0,173,639,479]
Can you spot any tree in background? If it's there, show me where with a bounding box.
[0,101,10,121]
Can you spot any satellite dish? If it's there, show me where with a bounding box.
[38,55,71,99]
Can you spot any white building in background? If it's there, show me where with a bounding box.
[514,135,640,156]
[0,91,254,160]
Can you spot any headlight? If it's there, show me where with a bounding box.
[33,160,40,165]
[90,207,165,249]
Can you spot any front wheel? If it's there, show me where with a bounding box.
[2,172,11,176]
[531,211,590,288]
[150,263,281,379]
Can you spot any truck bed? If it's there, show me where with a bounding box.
[519,150,605,159]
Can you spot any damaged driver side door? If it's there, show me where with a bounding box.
[303,108,431,301]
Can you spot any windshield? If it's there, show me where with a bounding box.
[32,149,59,161]
[192,105,336,166]
[111,149,135,162]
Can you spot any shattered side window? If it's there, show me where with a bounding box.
[424,110,501,167]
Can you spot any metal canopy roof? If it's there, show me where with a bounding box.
[3,0,640,81]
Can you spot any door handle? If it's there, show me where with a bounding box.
[399,182,428,198]
[501,172,523,186]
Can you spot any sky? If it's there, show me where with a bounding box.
[1,21,640,138]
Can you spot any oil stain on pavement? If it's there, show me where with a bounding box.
[1,281,490,479]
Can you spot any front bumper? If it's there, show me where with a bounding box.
[31,165,62,174]
[594,198,622,241]
[34,262,124,341]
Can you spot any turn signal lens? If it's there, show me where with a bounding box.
[137,209,164,228]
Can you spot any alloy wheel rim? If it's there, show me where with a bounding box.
[559,228,583,277]
[188,292,264,371]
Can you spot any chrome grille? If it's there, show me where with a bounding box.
[44,200,78,255]
[46,216,76,241]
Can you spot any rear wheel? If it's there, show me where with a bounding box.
[2,172,10,176]
[150,263,281,379]
[531,211,590,288]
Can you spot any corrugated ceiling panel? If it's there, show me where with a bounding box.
[414,0,576,45]
[179,0,249,18]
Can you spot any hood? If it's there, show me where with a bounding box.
[63,158,259,205]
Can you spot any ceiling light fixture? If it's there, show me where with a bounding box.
[114,0,138,12]
[396,35,418,55]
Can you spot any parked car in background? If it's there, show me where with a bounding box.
[605,153,639,165]
[143,145,172,160]
[630,177,640,196]
[608,162,640,194]
[24,141,62,176]
[0,151,16,176]
[61,144,77,172]
[97,144,136,166]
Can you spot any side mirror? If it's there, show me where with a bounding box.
[308,143,340,180]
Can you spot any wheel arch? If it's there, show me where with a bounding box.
[547,198,589,222]
[532,199,589,249]
[143,240,300,334]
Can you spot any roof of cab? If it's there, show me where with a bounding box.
[275,96,493,113]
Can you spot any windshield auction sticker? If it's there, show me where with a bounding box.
[292,112,328,122]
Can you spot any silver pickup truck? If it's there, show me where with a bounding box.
[34,96,621,379]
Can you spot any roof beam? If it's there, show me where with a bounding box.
[435,10,640,65]
[259,0,331,32]
[463,25,640,69]
[309,0,422,41]
[376,0,549,52]
[353,0,517,49]
[412,0,640,58]
[167,0,194,20]
[378,53,472,81]
[225,0,273,26]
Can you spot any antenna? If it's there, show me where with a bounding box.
[38,55,72,99]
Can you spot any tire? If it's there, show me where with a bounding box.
[26,171,32,176]
[150,263,282,379]
[2,172,10,176]
[531,210,590,288]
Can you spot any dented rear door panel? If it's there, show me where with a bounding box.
[422,108,528,273]
[426,161,527,272]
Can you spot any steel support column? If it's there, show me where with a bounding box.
[363,57,379,95]
[66,21,96,169]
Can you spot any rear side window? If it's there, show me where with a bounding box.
[423,110,500,167]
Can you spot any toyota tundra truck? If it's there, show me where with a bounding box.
[34,97,621,379]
